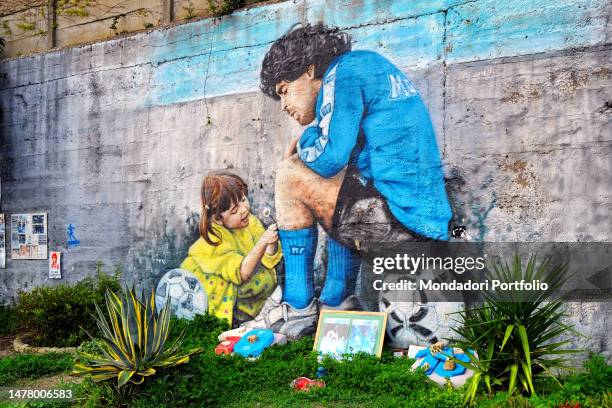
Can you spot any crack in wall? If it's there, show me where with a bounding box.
[441,9,449,161]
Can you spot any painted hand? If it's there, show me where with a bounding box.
[260,224,279,244]
[284,137,300,158]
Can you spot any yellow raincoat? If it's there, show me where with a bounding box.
[180,214,282,326]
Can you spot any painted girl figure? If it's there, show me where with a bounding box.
[180,172,282,327]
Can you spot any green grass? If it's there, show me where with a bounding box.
[72,314,611,407]
[122,314,461,407]
[0,313,607,407]
[0,354,76,408]
[0,353,74,386]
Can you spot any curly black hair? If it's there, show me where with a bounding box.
[260,23,352,100]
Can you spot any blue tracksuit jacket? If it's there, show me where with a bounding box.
[297,51,452,240]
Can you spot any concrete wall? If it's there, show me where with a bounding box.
[0,0,610,354]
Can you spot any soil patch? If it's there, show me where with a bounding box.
[8,372,82,388]
[0,335,16,358]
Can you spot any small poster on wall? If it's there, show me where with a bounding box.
[49,251,61,279]
[0,214,6,268]
[10,213,48,260]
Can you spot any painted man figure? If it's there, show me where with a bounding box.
[243,24,452,338]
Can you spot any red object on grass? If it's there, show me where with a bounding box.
[214,336,242,355]
[555,403,581,408]
[290,377,326,391]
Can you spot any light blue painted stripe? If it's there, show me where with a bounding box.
[146,0,463,66]
[147,12,446,106]
[146,0,609,107]
[445,0,610,63]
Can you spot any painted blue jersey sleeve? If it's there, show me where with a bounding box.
[297,62,363,178]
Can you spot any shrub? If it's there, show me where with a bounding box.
[478,355,612,408]
[16,264,121,347]
[0,304,19,335]
[207,0,242,17]
[72,286,202,401]
[560,354,612,398]
[452,255,581,405]
[77,338,108,356]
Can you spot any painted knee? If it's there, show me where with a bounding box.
[275,155,315,229]
[275,155,303,192]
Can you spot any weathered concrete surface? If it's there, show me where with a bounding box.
[442,46,612,356]
[0,0,611,356]
[445,46,612,242]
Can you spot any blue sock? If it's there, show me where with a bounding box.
[279,227,317,309]
[319,238,360,306]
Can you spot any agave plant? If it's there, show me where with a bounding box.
[73,286,201,387]
[451,255,582,406]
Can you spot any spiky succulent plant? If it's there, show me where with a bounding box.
[73,286,201,387]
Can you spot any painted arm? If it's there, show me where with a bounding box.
[239,224,279,282]
[297,62,364,178]
[250,216,283,269]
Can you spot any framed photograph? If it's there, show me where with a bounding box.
[313,310,387,359]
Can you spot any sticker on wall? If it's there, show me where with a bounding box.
[67,224,80,248]
[10,213,48,260]
[0,214,6,268]
[49,251,61,279]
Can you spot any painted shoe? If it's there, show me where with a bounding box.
[241,285,283,330]
[277,300,320,340]
[320,295,362,311]
[241,294,320,340]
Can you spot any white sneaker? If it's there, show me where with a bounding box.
[241,288,320,340]
[241,285,283,329]
[277,299,320,340]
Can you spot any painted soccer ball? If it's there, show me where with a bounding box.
[379,273,463,348]
[155,268,207,320]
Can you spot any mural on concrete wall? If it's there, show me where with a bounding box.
[174,24,456,344]
[10,213,48,260]
[0,0,609,354]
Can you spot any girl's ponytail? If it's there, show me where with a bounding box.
[199,172,248,246]
[199,202,217,246]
